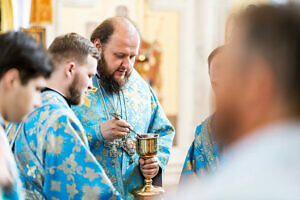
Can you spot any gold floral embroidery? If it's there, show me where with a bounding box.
[50,180,61,192]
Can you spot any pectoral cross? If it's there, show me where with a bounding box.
[104,140,118,166]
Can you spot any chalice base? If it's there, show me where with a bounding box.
[134,185,164,200]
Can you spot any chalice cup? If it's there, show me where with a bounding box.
[134,133,164,199]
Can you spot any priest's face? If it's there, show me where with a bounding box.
[67,54,97,105]
[2,70,46,122]
[98,30,140,93]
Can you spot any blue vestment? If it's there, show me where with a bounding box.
[72,70,175,199]
[180,116,220,183]
[6,90,121,199]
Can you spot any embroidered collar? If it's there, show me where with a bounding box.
[42,88,72,107]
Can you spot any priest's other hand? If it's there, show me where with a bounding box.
[100,119,131,141]
[139,157,160,179]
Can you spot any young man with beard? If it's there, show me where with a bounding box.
[72,17,175,199]
[170,4,300,199]
[0,31,53,200]
[180,46,229,183]
[6,33,121,199]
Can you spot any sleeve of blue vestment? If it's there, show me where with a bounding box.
[147,87,175,172]
[32,114,122,199]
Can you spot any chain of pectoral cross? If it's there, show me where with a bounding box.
[100,87,121,120]
[97,79,135,165]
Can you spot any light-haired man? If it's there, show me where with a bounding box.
[173,4,300,199]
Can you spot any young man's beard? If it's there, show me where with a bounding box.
[97,53,131,94]
[68,74,82,105]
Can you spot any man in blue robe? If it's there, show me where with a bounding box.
[0,31,53,200]
[72,17,175,199]
[6,33,121,199]
[172,5,300,199]
[180,46,228,182]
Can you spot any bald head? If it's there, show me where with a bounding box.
[91,17,140,93]
[90,17,140,48]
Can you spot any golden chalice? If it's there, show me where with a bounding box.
[134,133,164,200]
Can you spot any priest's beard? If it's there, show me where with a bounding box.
[97,52,131,94]
[68,74,82,105]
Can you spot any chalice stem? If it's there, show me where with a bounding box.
[144,178,153,192]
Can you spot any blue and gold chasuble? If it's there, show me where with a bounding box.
[6,90,121,200]
[180,116,220,183]
[0,117,24,200]
[72,70,175,199]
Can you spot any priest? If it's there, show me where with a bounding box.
[72,17,175,199]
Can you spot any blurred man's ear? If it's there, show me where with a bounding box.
[93,39,102,54]
[64,62,76,79]
[2,69,20,90]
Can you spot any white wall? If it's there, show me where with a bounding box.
[11,0,31,30]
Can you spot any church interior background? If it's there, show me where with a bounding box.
[0,0,292,189]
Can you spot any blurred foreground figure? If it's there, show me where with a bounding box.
[6,33,122,199]
[171,4,300,199]
[0,31,53,199]
[180,46,230,182]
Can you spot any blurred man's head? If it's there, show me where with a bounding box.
[0,31,53,122]
[215,4,300,146]
[48,33,99,105]
[91,17,140,94]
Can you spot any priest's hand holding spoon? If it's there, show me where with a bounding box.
[101,115,131,141]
